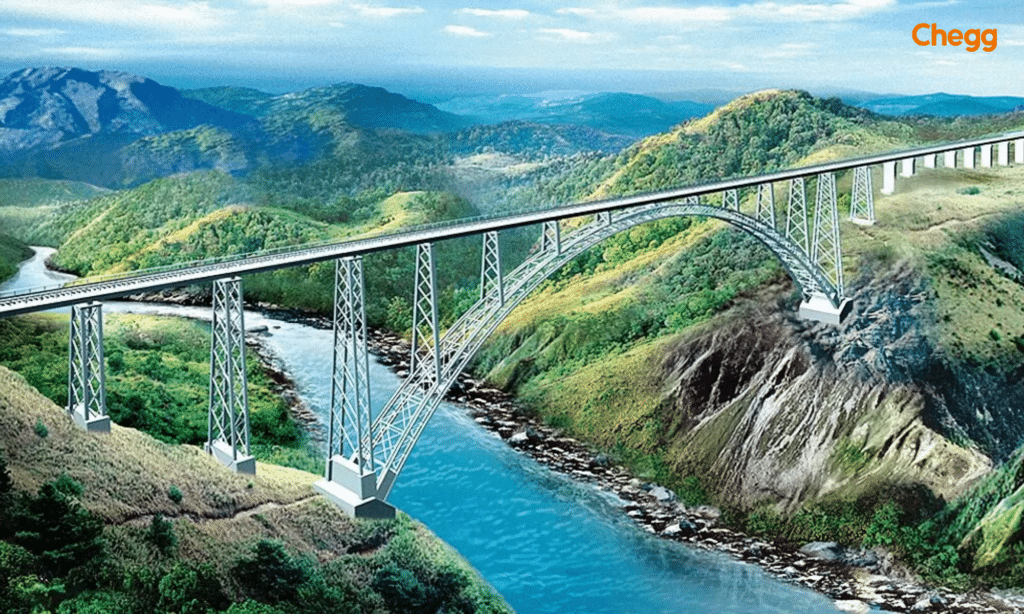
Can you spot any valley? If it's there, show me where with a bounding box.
[2,65,1024,612]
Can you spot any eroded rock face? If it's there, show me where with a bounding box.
[658,265,996,511]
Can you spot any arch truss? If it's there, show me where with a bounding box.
[317,169,855,516]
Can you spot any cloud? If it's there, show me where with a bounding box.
[556,7,597,17]
[0,0,229,29]
[39,46,124,59]
[444,24,491,37]
[458,8,531,19]
[539,27,603,42]
[616,6,732,23]
[352,3,425,18]
[559,1,896,25]
[3,28,66,37]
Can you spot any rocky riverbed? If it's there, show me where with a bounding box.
[359,328,1024,614]
[195,298,1023,614]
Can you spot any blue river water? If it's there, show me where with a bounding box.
[5,248,844,614]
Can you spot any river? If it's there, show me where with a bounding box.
[3,247,846,614]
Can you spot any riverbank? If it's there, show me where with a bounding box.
[123,292,1024,614]
[356,328,1024,614]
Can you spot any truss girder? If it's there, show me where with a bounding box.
[480,231,505,307]
[364,196,838,499]
[812,173,845,300]
[68,302,106,421]
[850,166,875,224]
[328,257,373,474]
[208,278,250,460]
[756,183,776,229]
[785,177,810,254]
[410,243,441,386]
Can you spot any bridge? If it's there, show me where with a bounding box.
[2,131,1022,518]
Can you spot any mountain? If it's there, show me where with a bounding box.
[0,67,253,151]
[435,91,714,138]
[185,82,472,134]
[857,92,1024,117]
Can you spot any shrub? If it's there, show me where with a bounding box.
[34,419,48,438]
[232,540,308,605]
[168,485,183,504]
[146,513,178,554]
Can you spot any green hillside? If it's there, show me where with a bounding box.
[469,90,1024,587]
[0,363,511,613]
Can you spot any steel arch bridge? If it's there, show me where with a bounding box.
[1,131,1022,516]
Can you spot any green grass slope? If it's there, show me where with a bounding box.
[0,364,511,613]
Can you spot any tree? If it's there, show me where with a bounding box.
[232,540,308,605]
[13,475,104,579]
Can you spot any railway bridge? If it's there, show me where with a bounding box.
[1,131,1021,517]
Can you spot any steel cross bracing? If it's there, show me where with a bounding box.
[786,177,810,254]
[850,166,875,225]
[3,130,1022,318]
[68,303,107,423]
[480,231,505,306]
[207,278,250,462]
[756,183,776,229]
[362,195,835,499]
[328,257,373,474]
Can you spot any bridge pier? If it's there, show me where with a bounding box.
[881,161,896,195]
[963,147,976,169]
[68,302,109,433]
[981,144,992,167]
[807,172,849,323]
[998,141,1010,166]
[944,150,957,168]
[314,256,395,519]
[900,158,915,178]
[206,277,254,474]
[924,154,936,169]
[1016,139,1024,164]
[850,166,875,225]
[411,243,441,385]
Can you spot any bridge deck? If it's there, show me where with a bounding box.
[2,131,1021,317]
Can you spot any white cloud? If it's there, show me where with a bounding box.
[40,46,124,59]
[539,27,602,42]
[0,0,229,29]
[444,24,491,37]
[458,8,531,19]
[3,28,66,37]
[617,6,732,23]
[352,3,425,18]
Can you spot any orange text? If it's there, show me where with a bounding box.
[912,23,997,52]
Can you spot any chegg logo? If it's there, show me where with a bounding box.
[912,23,997,52]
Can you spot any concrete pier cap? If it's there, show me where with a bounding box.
[314,455,397,519]
[799,294,852,325]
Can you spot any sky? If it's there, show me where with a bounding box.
[0,0,1021,100]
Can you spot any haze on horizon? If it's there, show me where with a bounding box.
[0,0,1021,100]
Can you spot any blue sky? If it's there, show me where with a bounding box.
[0,0,1020,98]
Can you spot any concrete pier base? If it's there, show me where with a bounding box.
[70,403,110,433]
[206,440,256,474]
[314,455,396,519]
[798,294,851,325]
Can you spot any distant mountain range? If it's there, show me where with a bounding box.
[854,92,1024,117]
[435,92,714,138]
